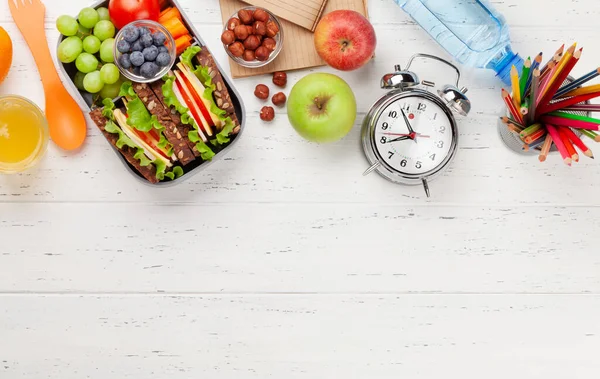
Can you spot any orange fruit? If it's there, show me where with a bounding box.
[0,27,13,85]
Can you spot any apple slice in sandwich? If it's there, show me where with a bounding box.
[176,62,224,130]
[113,109,173,168]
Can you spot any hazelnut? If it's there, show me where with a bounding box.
[255,46,270,61]
[243,34,261,50]
[246,25,254,36]
[272,92,286,107]
[243,50,256,61]
[272,71,287,87]
[221,30,236,45]
[227,17,241,31]
[253,9,269,23]
[254,84,269,100]
[253,21,267,36]
[262,37,276,52]
[228,42,245,57]
[266,20,279,38]
[238,9,254,25]
[260,106,275,122]
[234,25,249,41]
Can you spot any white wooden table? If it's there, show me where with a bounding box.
[1,0,600,377]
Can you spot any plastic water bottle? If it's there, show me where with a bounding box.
[394,0,523,85]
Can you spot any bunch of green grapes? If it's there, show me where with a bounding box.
[56,7,122,99]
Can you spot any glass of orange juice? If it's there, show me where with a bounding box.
[0,95,49,174]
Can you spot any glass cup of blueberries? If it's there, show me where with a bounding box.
[114,20,177,83]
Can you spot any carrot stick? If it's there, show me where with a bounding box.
[539,134,553,162]
[162,17,189,39]
[175,34,192,55]
[561,127,594,158]
[546,124,572,165]
[159,7,182,24]
[558,127,579,162]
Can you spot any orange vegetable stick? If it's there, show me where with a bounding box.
[162,17,189,39]
[159,7,182,24]
[175,34,192,55]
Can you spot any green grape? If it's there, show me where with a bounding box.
[75,53,99,74]
[82,35,101,54]
[99,77,123,99]
[56,15,79,36]
[83,71,104,94]
[78,7,99,29]
[96,7,110,21]
[99,38,115,63]
[77,24,91,39]
[57,36,83,63]
[73,71,86,91]
[100,64,120,85]
[93,20,116,42]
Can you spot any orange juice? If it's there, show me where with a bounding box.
[0,96,48,173]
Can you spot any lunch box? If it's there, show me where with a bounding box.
[57,0,246,187]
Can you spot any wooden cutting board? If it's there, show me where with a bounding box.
[241,0,330,32]
[219,0,370,78]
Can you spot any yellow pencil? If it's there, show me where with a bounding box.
[541,43,576,99]
[511,65,521,109]
[558,83,600,98]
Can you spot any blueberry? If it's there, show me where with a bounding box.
[132,66,141,76]
[119,53,132,69]
[158,46,169,55]
[117,39,131,54]
[140,62,159,78]
[155,52,171,67]
[140,33,154,48]
[131,40,143,52]
[152,32,167,46]
[139,27,151,36]
[122,27,140,43]
[142,45,159,62]
[130,51,145,67]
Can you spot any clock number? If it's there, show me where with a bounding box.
[436,141,444,148]
[429,153,436,161]
[400,159,407,167]
[401,103,410,112]
[417,103,427,111]
[388,111,398,119]
[415,161,422,169]
[433,113,438,121]
[439,125,446,133]
[388,151,394,159]
[381,122,389,130]
[380,136,387,144]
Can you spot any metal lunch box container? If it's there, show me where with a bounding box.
[56,0,246,187]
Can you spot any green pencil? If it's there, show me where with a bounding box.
[580,129,600,142]
[548,111,600,124]
[519,57,531,98]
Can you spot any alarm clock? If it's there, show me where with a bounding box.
[361,54,472,197]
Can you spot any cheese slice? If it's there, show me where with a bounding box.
[171,83,208,143]
[176,62,223,128]
[114,109,172,168]
[173,70,213,137]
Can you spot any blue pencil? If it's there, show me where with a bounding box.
[554,67,600,98]
[525,53,543,94]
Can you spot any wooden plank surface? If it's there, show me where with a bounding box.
[1,0,600,377]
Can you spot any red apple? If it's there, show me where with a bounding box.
[314,10,377,71]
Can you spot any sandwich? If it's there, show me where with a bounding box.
[89,46,241,184]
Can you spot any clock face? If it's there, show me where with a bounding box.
[373,95,455,176]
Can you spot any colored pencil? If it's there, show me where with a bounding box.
[520,123,542,138]
[547,111,600,125]
[507,123,522,134]
[528,137,547,150]
[558,127,579,161]
[525,53,543,93]
[557,83,600,99]
[519,57,531,97]
[538,44,577,103]
[579,129,600,142]
[502,89,524,124]
[563,104,600,112]
[524,129,547,144]
[528,69,540,123]
[561,126,594,158]
[537,47,581,107]
[538,134,553,162]
[541,44,564,76]
[554,67,600,98]
[539,60,556,83]
[538,92,600,114]
[546,124,572,165]
[511,65,521,108]
[500,116,525,129]
[540,116,600,131]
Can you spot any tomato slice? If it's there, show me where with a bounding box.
[178,71,215,128]
[175,78,211,135]
[125,113,162,147]
[132,129,170,160]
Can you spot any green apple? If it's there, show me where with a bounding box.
[287,73,357,143]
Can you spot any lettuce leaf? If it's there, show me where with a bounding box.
[102,98,116,120]
[161,74,216,161]
[104,120,153,168]
[180,45,202,71]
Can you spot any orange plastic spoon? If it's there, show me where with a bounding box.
[8,0,87,151]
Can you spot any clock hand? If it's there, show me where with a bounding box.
[400,108,415,134]
[385,135,411,143]
[383,132,431,138]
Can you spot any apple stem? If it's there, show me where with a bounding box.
[341,41,349,52]
[314,98,322,110]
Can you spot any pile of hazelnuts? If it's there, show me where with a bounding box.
[256,72,287,122]
[221,8,281,62]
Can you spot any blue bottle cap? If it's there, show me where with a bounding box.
[495,51,525,86]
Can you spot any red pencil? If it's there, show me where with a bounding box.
[538,92,600,114]
[537,47,582,107]
[546,124,572,165]
[558,127,579,162]
[502,89,524,124]
[560,127,594,159]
